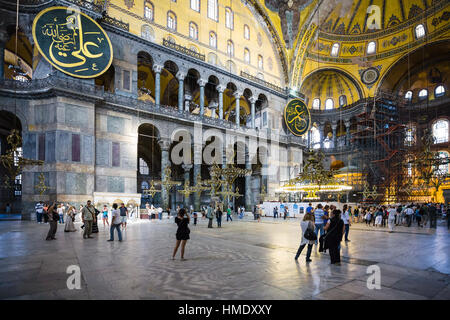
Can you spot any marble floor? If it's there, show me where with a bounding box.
[0,216,449,300]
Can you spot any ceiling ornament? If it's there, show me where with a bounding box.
[360,66,381,88]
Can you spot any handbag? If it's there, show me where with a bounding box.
[304,222,317,241]
[304,228,317,241]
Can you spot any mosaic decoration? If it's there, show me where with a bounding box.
[360,67,380,86]
[382,33,408,48]
[387,14,402,27]
[284,99,310,137]
[432,11,450,27]
[32,6,113,78]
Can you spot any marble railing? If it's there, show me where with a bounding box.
[0,76,307,146]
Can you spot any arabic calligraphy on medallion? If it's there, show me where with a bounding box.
[284,98,310,137]
[32,6,113,78]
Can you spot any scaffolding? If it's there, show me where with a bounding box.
[350,92,407,203]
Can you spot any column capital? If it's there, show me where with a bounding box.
[197,78,207,87]
[208,101,218,109]
[182,164,193,171]
[176,71,187,80]
[158,138,171,151]
[331,123,337,130]
[248,96,257,104]
[153,64,164,73]
[344,120,351,128]
[216,84,226,93]
[233,91,243,98]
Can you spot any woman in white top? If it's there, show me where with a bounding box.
[64,206,77,232]
[294,212,315,262]
[57,204,64,224]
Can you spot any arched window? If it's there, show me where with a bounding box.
[144,1,154,21]
[190,0,200,12]
[141,25,155,41]
[208,0,218,21]
[209,31,217,48]
[141,181,149,191]
[312,98,320,109]
[167,11,177,31]
[189,22,198,40]
[405,90,413,100]
[435,85,445,98]
[225,7,233,29]
[404,124,416,146]
[432,119,449,144]
[244,24,250,40]
[227,40,234,57]
[139,158,149,175]
[325,98,334,110]
[310,127,321,149]
[244,48,250,63]
[258,55,263,70]
[437,151,450,174]
[367,41,376,54]
[418,89,428,100]
[415,24,426,39]
[339,95,347,107]
[331,43,340,56]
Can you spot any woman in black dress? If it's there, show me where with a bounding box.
[324,209,345,265]
[172,208,190,260]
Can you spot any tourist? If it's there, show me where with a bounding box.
[172,208,190,260]
[119,203,128,229]
[57,204,64,224]
[64,206,77,232]
[192,210,198,225]
[101,205,110,227]
[284,206,289,220]
[81,200,95,239]
[107,203,122,242]
[45,202,59,240]
[353,206,360,223]
[294,212,315,263]
[35,201,44,224]
[216,205,223,228]
[375,207,383,227]
[365,209,372,226]
[258,205,263,222]
[273,206,278,218]
[43,203,49,223]
[158,206,163,220]
[253,205,257,220]
[387,205,396,232]
[306,203,313,214]
[342,204,351,241]
[5,203,11,214]
[324,209,345,265]
[313,203,326,243]
[405,205,414,227]
[206,204,214,228]
[428,203,437,228]
[91,206,100,233]
[226,205,233,222]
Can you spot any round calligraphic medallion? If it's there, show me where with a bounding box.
[284,99,311,137]
[32,6,113,78]
[361,67,379,85]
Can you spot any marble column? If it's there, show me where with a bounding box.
[332,123,337,149]
[319,123,325,149]
[182,164,192,208]
[249,96,257,129]
[208,102,218,119]
[245,152,252,211]
[217,85,225,120]
[193,164,201,211]
[176,71,186,112]
[345,121,351,147]
[198,79,207,117]
[184,93,192,112]
[158,139,171,211]
[234,91,243,127]
[153,64,163,106]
